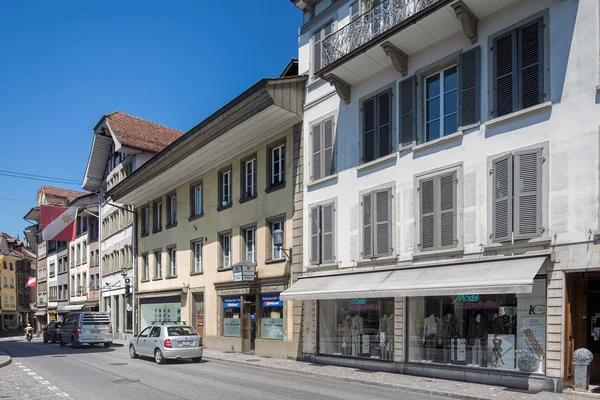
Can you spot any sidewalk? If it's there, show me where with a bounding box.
[0,351,12,368]
[112,337,589,400]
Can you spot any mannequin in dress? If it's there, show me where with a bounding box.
[350,312,364,356]
[340,313,351,355]
[385,313,394,359]
[422,313,439,361]
[439,312,458,363]
[377,314,388,358]
[468,313,488,366]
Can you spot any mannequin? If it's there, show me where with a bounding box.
[468,313,488,366]
[350,312,363,356]
[377,314,388,359]
[439,312,458,364]
[422,313,439,361]
[339,313,351,355]
[492,334,504,367]
[385,313,394,359]
[490,313,503,334]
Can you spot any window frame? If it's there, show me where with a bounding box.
[153,250,162,280]
[166,192,177,227]
[189,180,203,219]
[240,153,257,201]
[309,113,337,182]
[310,19,335,80]
[309,199,337,266]
[141,253,149,281]
[359,84,395,164]
[266,214,286,262]
[423,65,458,142]
[191,239,203,274]
[266,138,286,191]
[242,224,257,264]
[219,232,232,269]
[167,246,177,277]
[218,166,233,210]
[152,198,163,233]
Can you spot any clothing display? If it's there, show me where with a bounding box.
[490,314,503,334]
[350,315,363,356]
[492,335,504,367]
[439,314,459,364]
[339,314,351,355]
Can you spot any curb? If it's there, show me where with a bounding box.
[0,352,12,368]
[203,355,490,400]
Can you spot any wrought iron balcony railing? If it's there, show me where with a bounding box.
[321,0,440,71]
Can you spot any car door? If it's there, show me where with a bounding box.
[136,327,151,356]
[148,327,162,353]
[59,316,69,342]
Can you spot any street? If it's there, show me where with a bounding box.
[0,336,445,400]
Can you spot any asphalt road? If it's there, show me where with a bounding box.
[0,336,446,400]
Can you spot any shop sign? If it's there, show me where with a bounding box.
[261,294,283,307]
[452,294,502,310]
[347,298,381,311]
[217,288,249,296]
[232,265,255,282]
[260,285,285,294]
[224,297,241,309]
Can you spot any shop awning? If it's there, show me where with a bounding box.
[63,304,84,311]
[280,257,546,301]
[136,290,182,299]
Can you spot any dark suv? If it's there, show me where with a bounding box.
[43,322,62,344]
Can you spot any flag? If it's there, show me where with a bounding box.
[40,205,78,242]
[26,277,36,287]
[0,255,3,265]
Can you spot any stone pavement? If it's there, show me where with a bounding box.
[0,360,70,399]
[0,350,11,368]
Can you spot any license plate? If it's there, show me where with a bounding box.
[180,341,192,346]
[90,329,101,333]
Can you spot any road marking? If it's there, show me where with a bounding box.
[48,385,58,391]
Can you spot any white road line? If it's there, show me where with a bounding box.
[48,385,58,391]
[28,372,37,375]
[40,381,50,385]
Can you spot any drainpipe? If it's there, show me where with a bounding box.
[131,207,138,335]
[98,186,104,314]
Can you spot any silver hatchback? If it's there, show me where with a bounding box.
[129,324,204,364]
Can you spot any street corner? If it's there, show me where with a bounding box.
[0,351,12,368]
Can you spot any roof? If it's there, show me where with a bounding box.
[38,186,88,203]
[104,111,184,153]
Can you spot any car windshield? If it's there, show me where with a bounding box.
[55,323,62,328]
[167,326,196,336]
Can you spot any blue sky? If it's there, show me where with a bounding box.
[0,1,301,240]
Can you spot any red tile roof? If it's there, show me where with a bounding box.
[104,111,183,153]
[38,186,88,202]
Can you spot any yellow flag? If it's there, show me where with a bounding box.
[0,255,3,264]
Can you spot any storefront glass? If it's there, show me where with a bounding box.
[318,298,395,360]
[223,296,241,337]
[140,302,181,329]
[407,278,546,373]
[260,294,283,340]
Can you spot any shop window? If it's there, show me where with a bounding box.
[223,297,241,337]
[407,279,546,373]
[261,294,283,340]
[318,298,395,360]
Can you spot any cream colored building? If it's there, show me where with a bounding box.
[109,68,306,358]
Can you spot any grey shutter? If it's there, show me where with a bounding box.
[321,203,335,263]
[378,90,392,157]
[323,118,335,177]
[310,206,320,265]
[363,97,376,162]
[399,75,416,148]
[374,190,392,257]
[420,178,435,251]
[492,154,513,242]
[362,193,373,258]
[458,46,480,127]
[438,173,456,248]
[493,30,517,118]
[514,149,542,239]
[313,30,322,73]
[518,19,543,110]
[350,1,360,21]
[312,124,322,181]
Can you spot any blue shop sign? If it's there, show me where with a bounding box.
[261,294,283,307]
[224,296,241,309]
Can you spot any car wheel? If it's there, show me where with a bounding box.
[71,337,79,348]
[154,348,165,364]
[50,335,56,344]
[43,336,48,344]
[129,345,138,359]
[59,336,65,347]
[104,342,111,348]
[192,357,202,363]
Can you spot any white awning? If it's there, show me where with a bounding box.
[63,304,84,311]
[280,257,547,301]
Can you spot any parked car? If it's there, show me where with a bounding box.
[59,312,113,348]
[43,322,62,344]
[129,324,203,364]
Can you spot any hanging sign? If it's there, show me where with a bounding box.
[223,296,241,309]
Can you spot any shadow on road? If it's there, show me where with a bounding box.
[0,339,121,358]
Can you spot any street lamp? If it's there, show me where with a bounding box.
[273,229,292,262]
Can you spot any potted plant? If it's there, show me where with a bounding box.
[573,348,594,392]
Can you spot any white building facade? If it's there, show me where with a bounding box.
[284,0,600,392]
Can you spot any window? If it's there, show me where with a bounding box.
[49,263,55,278]
[349,1,361,21]
[312,21,333,76]
[141,206,149,235]
[492,18,544,118]
[361,189,392,259]
[82,241,87,262]
[243,227,256,263]
[219,233,231,268]
[269,219,284,260]
[142,254,149,281]
[192,241,203,273]
[9,262,13,271]
[153,200,162,232]
[242,157,257,198]
[362,89,392,163]
[417,171,458,252]
[191,183,203,217]
[311,117,335,181]
[168,247,177,277]
[219,169,232,208]
[310,202,336,265]
[154,251,162,279]
[260,294,284,340]
[268,141,285,188]
[2,261,5,269]
[9,278,14,289]
[167,193,177,226]
[76,244,81,265]
[492,149,543,242]
[424,65,458,142]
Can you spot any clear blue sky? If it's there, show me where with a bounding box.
[0,1,301,240]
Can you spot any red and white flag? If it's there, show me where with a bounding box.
[26,277,36,287]
[40,205,78,242]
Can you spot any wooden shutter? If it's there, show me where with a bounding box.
[321,203,335,263]
[310,206,320,265]
[312,124,322,181]
[518,19,543,110]
[438,173,456,248]
[492,154,513,242]
[363,97,376,162]
[420,178,435,251]
[399,76,416,148]
[374,190,392,257]
[313,30,322,73]
[323,118,335,177]
[378,90,392,158]
[350,1,361,21]
[458,46,480,127]
[493,30,517,118]
[362,193,373,258]
[514,149,542,239]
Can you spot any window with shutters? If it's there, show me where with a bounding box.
[310,116,336,181]
[491,148,543,242]
[312,21,334,78]
[349,1,362,21]
[361,88,393,163]
[310,201,336,265]
[361,188,393,259]
[424,65,458,142]
[415,165,462,254]
[491,18,545,119]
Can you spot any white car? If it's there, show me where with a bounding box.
[129,324,204,364]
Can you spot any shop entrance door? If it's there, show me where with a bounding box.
[587,275,600,385]
[242,298,256,353]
